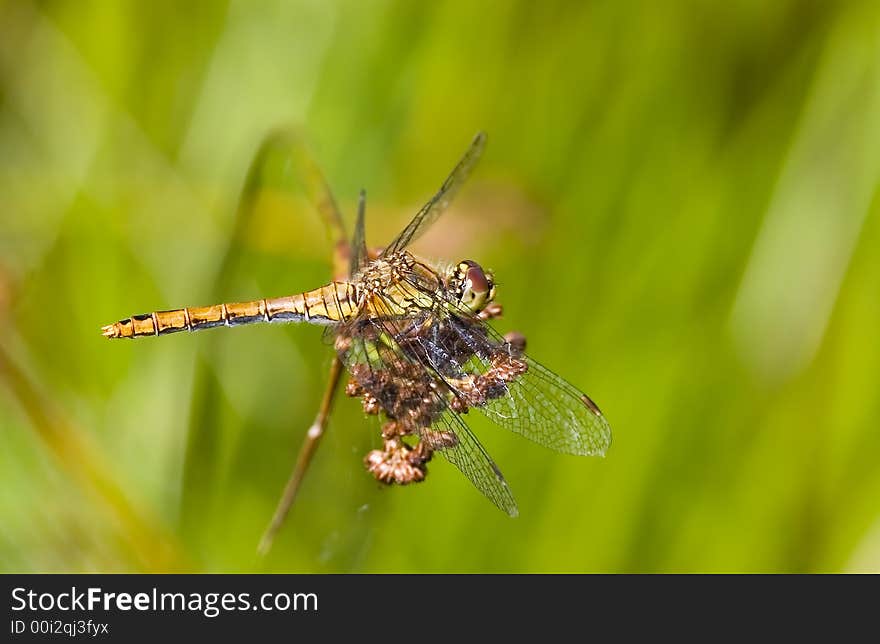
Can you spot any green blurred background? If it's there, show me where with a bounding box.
[2,0,880,573]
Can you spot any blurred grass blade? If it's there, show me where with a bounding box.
[0,342,187,571]
[731,4,880,382]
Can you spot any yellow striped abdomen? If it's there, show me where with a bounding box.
[101,282,358,339]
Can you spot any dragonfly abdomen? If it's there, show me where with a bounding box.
[101,282,358,339]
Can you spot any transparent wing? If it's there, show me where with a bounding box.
[350,189,368,276]
[425,399,518,517]
[476,353,612,456]
[391,272,613,457]
[332,294,517,516]
[381,132,487,256]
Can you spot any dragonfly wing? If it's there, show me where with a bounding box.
[478,354,612,456]
[425,399,518,517]
[381,132,487,256]
[333,297,518,516]
[350,189,368,276]
[392,274,612,457]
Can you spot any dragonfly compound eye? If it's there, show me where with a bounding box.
[455,260,494,313]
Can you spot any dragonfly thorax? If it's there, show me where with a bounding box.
[357,253,415,294]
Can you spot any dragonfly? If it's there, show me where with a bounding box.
[102,132,611,546]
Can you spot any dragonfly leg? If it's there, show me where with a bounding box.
[478,302,503,320]
[257,356,344,555]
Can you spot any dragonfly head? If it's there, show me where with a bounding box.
[449,260,496,313]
